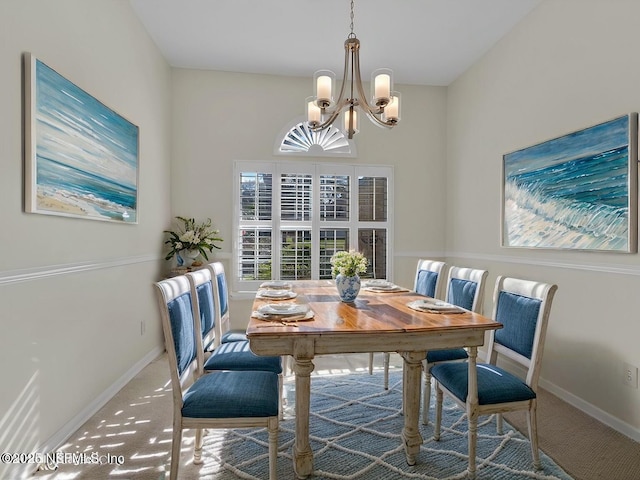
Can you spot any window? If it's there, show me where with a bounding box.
[234,161,393,291]
[275,121,357,157]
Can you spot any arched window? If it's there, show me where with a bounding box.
[274,119,357,157]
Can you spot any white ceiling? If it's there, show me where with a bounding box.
[129,0,541,86]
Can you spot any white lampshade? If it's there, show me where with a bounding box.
[382,91,401,123]
[314,70,335,108]
[343,107,359,137]
[306,96,321,127]
[371,68,393,107]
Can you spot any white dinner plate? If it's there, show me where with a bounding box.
[257,290,298,300]
[408,299,463,312]
[258,303,308,316]
[259,281,293,290]
[363,279,392,288]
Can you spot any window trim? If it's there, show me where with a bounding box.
[233,160,394,292]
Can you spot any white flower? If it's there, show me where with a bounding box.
[180,230,196,243]
[330,250,368,277]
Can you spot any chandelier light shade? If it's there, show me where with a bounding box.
[305,0,401,139]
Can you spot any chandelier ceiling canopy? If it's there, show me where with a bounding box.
[305,0,401,139]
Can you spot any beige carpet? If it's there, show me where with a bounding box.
[31,353,640,479]
[503,389,640,480]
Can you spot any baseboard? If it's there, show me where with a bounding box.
[37,346,164,459]
[538,377,640,443]
[497,356,640,443]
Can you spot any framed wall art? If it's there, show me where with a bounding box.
[502,113,638,252]
[24,53,139,223]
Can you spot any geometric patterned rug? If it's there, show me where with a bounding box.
[192,370,574,479]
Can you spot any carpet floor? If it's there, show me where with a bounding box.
[33,354,574,480]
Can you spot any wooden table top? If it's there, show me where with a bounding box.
[247,280,500,338]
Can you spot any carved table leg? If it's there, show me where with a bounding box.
[467,346,478,480]
[292,339,315,479]
[400,350,425,466]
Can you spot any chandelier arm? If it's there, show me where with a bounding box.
[311,99,350,131]
[362,108,396,128]
[351,46,395,129]
[332,38,353,111]
[351,46,377,115]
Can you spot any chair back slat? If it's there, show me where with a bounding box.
[215,269,229,317]
[167,292,197,376]
[486,276,558,389]
[186,268,218,356]
[414,259,446,299]
[494,291,541,359]
[207,262,231,346]
[196,281,215,338]
[446,278,477,311]
[444,266,488,313]
[415,270,438,297]
[154,275,198,402]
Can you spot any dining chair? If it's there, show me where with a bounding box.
[186,268,282,374]
[186,268,284,418]
[153,275,280,480]
[373,259,448,389]
[207,262,248,346]
[422,266,488,424]
[431,276,558,480]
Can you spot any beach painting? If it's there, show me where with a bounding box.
[24,53,139,223]
[502,114,638,252]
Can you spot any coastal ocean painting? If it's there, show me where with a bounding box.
[502,114,638,252]
[24,53,139,223]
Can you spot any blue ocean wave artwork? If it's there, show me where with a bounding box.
[503,115,634,251]
[34,59,138,222]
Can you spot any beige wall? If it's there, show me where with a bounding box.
[3,1,639,477]
[446,0,640,439]
[170,69,448,306]
[0,1,171,478]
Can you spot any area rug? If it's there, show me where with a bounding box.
[184,370,573,480]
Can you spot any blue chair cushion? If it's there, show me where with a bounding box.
[204,340,282,374]
[446,278,476,311]
[431,362,536,405]
[495,291,542,359]
[415,270,438,297]
[167,292,196,376]
[196,281,215,339]
[216,272,229,317]
[182,370,279,418]
[426,348,468,364]
[221,329,248,343]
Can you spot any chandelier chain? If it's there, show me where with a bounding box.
[349,0,355,38]
[306,0,399,139]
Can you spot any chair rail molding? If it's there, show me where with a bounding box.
[446,251,640,277]
[0,254,160,286]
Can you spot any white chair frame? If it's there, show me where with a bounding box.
[186,268,285,418]
[370,259,447,389]
[206,261,246,347]
[422,266,488,424]
[154,275,279,480]
[433,276,557,480]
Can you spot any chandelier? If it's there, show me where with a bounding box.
[305,0,401,139]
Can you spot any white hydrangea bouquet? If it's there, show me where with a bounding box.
[330,250,368,277]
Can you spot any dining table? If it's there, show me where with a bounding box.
[246,279,502,479]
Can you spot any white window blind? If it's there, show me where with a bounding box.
[234,161,393,291]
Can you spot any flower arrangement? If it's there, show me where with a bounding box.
[330,250,368,277]
[164,216,223,261]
